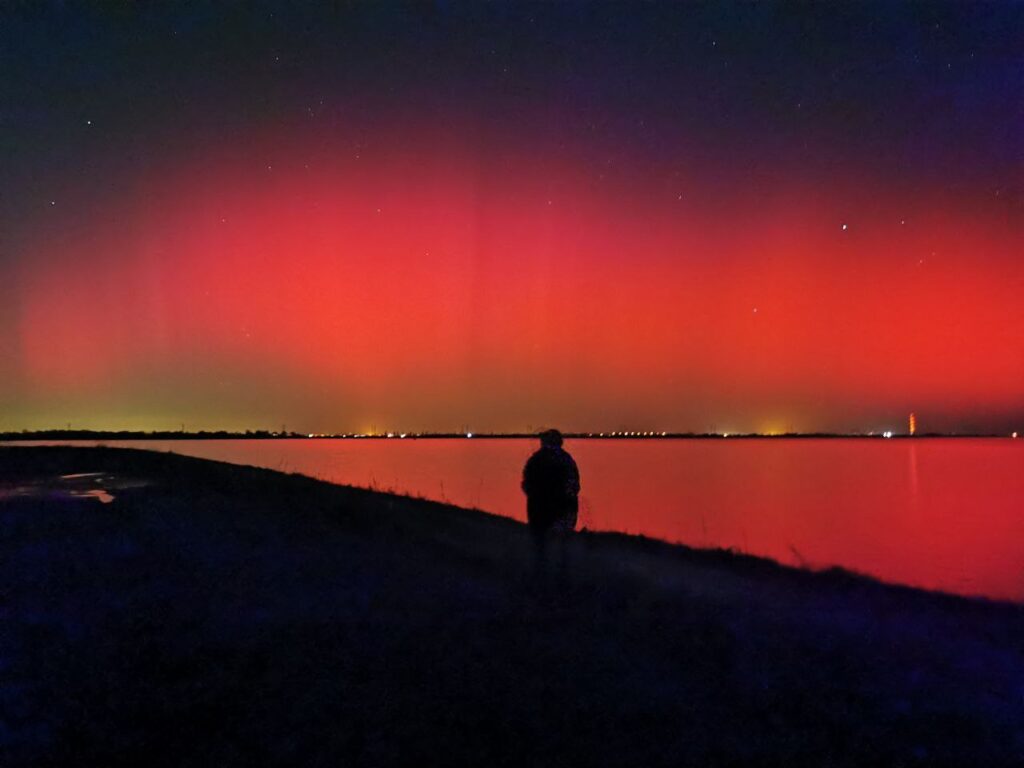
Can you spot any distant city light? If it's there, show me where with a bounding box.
[883,431,893,438]
[1014,432,1019,439]
[466,432,473,438]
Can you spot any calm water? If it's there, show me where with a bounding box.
[8,438,1024,601]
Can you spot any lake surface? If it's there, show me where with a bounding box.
[7,438,1023,601]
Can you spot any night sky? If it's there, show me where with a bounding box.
[1,2,1021,434]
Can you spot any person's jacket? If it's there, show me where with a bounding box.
[521,447,580,502]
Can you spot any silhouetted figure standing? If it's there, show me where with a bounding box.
[522,429,579,579]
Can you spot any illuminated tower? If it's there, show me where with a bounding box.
[909,412,916,436]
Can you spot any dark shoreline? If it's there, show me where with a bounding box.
[2,431,1016,441]
[3,446,1024,765]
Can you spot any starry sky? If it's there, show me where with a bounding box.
[1,2,1022,434]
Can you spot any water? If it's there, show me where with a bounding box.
[6,438,1023,601]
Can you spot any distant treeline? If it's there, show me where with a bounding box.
[0,430,990,441]
[0,430,306,441]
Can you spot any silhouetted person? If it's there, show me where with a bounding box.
[522,429,579,579]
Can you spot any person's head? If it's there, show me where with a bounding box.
[539,429,563,448]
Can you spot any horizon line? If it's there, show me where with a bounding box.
[1,429,1019,440]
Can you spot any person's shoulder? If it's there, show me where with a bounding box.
[524,448,546,466]
[549,447,574,466]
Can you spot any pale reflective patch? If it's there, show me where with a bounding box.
[70,489,115,504]
[0,473,146,505]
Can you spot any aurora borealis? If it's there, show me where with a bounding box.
[2,3,1021,434]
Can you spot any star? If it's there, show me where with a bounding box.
[841,223,848,231]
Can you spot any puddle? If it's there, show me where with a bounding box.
[0,486,37,501]
[70,489,116,504]
[0,472,146,505]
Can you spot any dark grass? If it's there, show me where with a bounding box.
[3,446,1024,766]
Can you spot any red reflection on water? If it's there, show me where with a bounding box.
[17,438,1024,601]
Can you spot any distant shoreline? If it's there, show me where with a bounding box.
[1,431,1017,441]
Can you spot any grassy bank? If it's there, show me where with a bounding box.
[2,446,1023,766]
